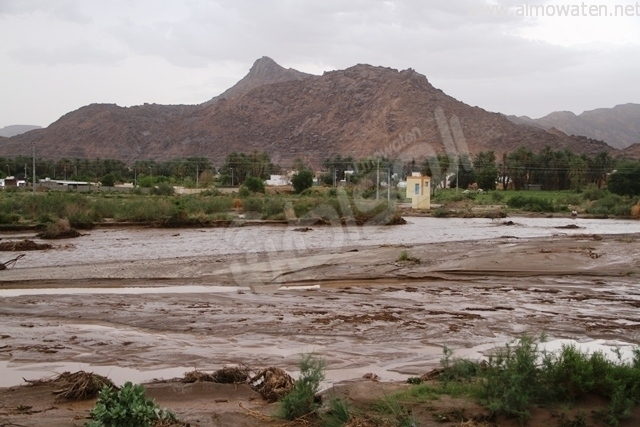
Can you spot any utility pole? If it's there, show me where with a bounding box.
[456,163,459,194]
[32,142,36,194]
[134,168,137,187]
[196,164,199,188]
[231,168,234,186]
[387,168,390,202]
[5,164,9,177]
[376,159,380,200]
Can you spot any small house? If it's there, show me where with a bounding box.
[406,173,431,210]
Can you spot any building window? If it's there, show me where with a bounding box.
[414,183,420,195]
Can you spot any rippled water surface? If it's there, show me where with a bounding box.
[6,217,638,269]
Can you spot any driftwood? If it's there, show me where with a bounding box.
[249,367,295,402]
[1,254,25,270]
[23,371,115,400]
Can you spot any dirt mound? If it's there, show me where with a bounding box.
[24,371,115,400]
[0,239,52,251]
[249,367,294,402]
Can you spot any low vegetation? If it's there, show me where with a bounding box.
[277,354,325,420]
[85,381,178,427]
[397,250,420,263]
[388,336,640,427]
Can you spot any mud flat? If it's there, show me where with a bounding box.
[0,220,639,426]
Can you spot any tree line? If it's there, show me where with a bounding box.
[2,147,639,196]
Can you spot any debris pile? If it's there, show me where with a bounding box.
[36,219,81,239]
[0,239,52,251]
[249,367,295,402]
[24,371,115,400]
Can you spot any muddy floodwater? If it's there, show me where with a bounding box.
[0,217,639,425]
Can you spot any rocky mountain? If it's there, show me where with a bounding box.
[0,124,41,138]
[0,59,614,166]
[507,103,640,150]
[619,143,640,159]
[203,56,314,105]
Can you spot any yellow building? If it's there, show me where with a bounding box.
[406,174,431,210]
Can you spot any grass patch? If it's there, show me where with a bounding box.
[397,250,420,264]
[389,337,640,426]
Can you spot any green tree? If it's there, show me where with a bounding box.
[507,147,534,190]
[291,170,314,193]
[569,156,588,191]
[243,175,265,193]
[608,161,640,196]
[100,173,116,187]
[474,151,498,190]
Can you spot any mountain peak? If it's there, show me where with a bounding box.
[203,56,314,105]
[248,56,284,77]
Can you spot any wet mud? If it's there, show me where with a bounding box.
[0,221,639,426]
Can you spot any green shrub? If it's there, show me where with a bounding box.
[321,397,352,427]
[507,195,555,212]
[100,173,116,187]
[291,170,314,194]
[242,197,263,213]
[150,183,174,196]
[238,186,251,198]
[586,194,634,216]
[67,211,96,229]
[432,207,449,217]
[263,198,285,219]
[397,250,420,263]
[244,176,265,193]
[85,382,176,427]
[491,191,505,202]
[277,354,325,420]
[557,193,583,206]
[582,184,605,201]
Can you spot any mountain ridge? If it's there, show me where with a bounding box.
[507,103,640,150]
[0,58,615,166]
[0,124,42,138]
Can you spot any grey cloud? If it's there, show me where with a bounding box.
[0,0,90,23]
[9,43,125,66]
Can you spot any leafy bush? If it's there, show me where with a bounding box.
[291,170,314,194]
[586,194,636,217]
[150,183,174,196]
[491,191,505,202]
[277,354,325,420]
[242,197,263,213]
[263,198,285,219]
[506,195,555,212]
[238,186,251,198]
[433,337,640,425]
[85,382,176,427]
[243,176,265,193]
[582,184,605,201]
[100,173,116,187]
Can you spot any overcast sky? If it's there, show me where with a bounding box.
[1,0,639,128]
